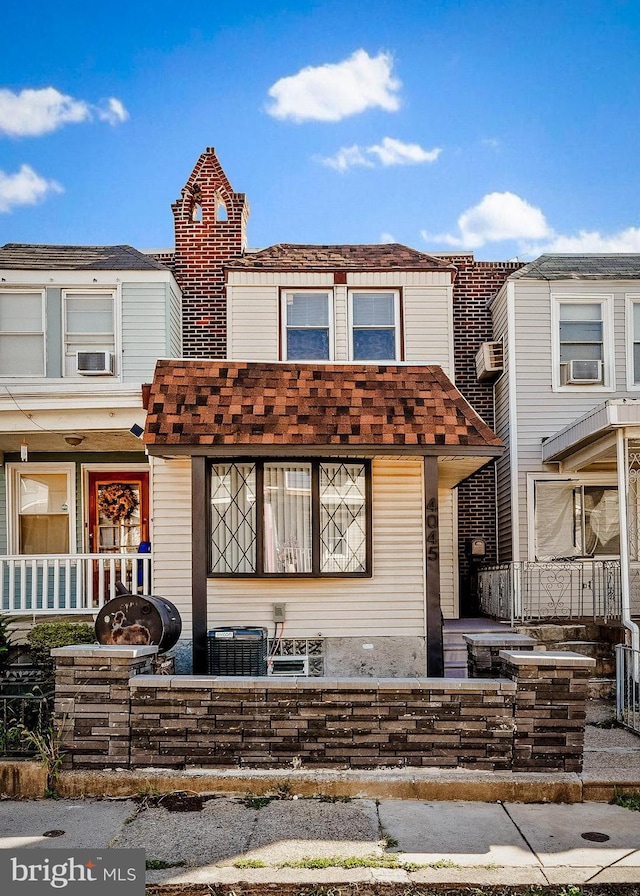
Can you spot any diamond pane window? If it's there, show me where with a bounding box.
[210,463,257,573]
[319,463,367,573]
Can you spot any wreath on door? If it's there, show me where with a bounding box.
[98,483,139,522]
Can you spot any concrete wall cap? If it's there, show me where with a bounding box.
[499,649,597,668]
[463,633,537,646]
[51,645,159,658]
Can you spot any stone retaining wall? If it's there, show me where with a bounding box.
[52,646,594,773]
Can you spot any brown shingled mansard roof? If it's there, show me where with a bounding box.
[226,243,456,273]
[144,360,503,455]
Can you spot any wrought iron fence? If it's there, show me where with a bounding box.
[0,684,54,757]
[616,644,640,735]
[478,560,623,625]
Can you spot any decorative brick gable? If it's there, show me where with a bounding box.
[172,147,249,357]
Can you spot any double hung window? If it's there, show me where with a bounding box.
[210,460,370,576]
[0,291,45,376]
[350,291,399,361]
[64,290,115,376]
[8,464,74,554]
[283,292,331,360]
[628,298,640,386]
[555,297,611,388]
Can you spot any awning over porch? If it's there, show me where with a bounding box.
[542,398,640,469]
[144,360,503,484]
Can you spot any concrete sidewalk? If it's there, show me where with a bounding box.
[1,795,639,888]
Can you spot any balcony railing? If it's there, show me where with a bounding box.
[477,559,628,625]
[0,553,153,614]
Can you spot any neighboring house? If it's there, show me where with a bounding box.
[144,148,504,675]
[0,244,181,613]
[480,254,640,638]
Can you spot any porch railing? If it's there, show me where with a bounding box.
[616,644,640,735]
[0,553,153,614]
[478,559,624,625]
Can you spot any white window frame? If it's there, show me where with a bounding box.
[348,290,401,362]
[526,472,619,561]
[62,288,118,378]
[551,294,614,392]
[6,462,76,554]
[625,294,640,391]
[0,288,46,377]
[281,290,334,361]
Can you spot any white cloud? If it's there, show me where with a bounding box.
[320,137,441,172]
[422,190,640,258]
[380,232,396,243]
[367,137,441,166]
[422,191,551,249]
[0,164,63,213]
[525,227,640,254]
[266,49,401,123]
[0,87,129,137]
[97,97,129,125]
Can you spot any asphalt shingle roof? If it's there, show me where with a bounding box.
[512,254,640,280]
[0,244,168,271]
[226,243,455,272]
[144,360,503,451]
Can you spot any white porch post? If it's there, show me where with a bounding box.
[616,427,640,653]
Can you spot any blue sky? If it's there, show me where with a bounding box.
[1,0,639,260]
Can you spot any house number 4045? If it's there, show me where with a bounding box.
[426,498,439,562]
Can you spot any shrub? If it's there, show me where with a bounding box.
[0,612,15,676]
[27,621,96,685]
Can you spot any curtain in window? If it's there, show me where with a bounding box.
[264,463,312,573]
[18,473,70,554]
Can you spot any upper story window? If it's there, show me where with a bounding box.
[283,292,332,360]
[553,296,613,389]
[210,459,370,577]
[350,291,400,361]
[63,291,115,376]
[626,296,640,388]
[0,290,45,376]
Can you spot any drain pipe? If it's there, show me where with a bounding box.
[616,427,640,655]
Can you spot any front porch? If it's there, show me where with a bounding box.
[1,552,152,614]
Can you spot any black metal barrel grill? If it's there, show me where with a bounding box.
[95,592,182,652]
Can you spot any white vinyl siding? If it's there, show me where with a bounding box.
[228,286,279,360]
[149,457,193,635]
[404,286,454,376]
[438,488,457,618]
[121,282,178,382]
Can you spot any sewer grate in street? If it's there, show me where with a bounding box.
[43,830,65,837]
[581,831,610,842]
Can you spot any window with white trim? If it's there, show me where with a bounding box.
[209,460,370,576]
[8,464,75,555]
[0,290,45,376]
[629,298,640,385]
[555,297,612,388]
[283,292,331,360]
[63,290,115,376]
[534,479,619,560]
[349,291,400,361]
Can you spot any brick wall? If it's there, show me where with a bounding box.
[169,147,249,358]
[53,646,594,773]
[443,255,524,613]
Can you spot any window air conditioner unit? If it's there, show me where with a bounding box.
[76,351,114,375]
[560,359,603,385]
[475,341,504,381]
